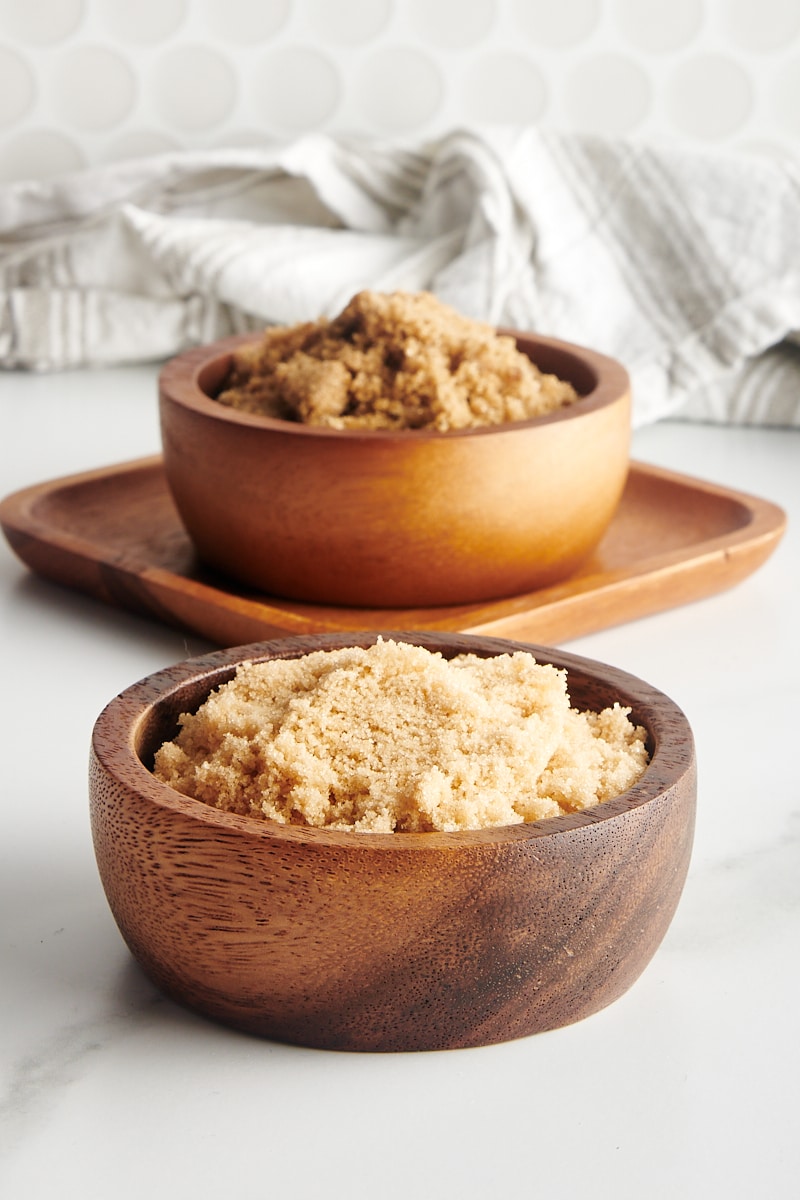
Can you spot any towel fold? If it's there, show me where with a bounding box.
[1,126,799,426]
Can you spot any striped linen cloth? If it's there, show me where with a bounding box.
[1,126,799,426]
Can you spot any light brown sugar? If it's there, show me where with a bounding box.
[153,640,649,833]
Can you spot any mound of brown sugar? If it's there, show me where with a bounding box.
[215,290,579,431]
[153,640,649,834]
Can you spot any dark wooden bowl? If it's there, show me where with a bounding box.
[89,631,695,1053]
[158,332,631,607]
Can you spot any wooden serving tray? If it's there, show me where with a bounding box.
[0,456,786,646]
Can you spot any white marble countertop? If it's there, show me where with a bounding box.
[1,363,798,1200]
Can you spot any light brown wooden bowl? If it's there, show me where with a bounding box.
[158,331,631,607]
[90,631,695,1053]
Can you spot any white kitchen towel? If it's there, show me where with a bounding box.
[1,126,799,427]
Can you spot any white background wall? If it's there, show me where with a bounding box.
[1,0,799,182]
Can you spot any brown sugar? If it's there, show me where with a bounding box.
[215,290,579,432]
[153,640,649,834]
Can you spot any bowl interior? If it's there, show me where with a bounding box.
[198,350,237,401]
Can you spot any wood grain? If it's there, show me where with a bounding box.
[1,455,786,646]
[158,332,632,606]
[89,630,696,1052]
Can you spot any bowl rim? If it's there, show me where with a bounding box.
[92,631,694,851]
[158,330,631,442]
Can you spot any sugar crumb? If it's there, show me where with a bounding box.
[153,640,649,833]
[215,291,578,432]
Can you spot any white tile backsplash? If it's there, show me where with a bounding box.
[1,0,798,182]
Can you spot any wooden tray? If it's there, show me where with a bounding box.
[0,456,786,646]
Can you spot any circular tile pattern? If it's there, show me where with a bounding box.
[101,130,181,164]
[152,45,238,131]
[613,0,704,53]
[0,4,797,179]
[95,0,188,45]
[719,0,800,53]
[512,0,600,48]
[354,46,444,132]
[0,0,84,46]
[250,47,342,131]
[461,52,548,124]
[665,53,754,139]
[407,0,497,49]
[212,128,275,148]
[564,53,652,135]
[0,46,36,129]
[304,0,393,46]
[50,45,137,132]
[0,129,84,183]
[202,0,290,45]
[769,57,800,135]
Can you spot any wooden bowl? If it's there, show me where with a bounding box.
[158,331,631,607]
[90,631,695,1053]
